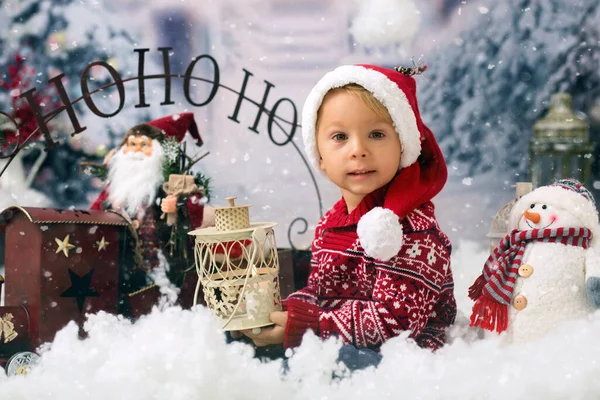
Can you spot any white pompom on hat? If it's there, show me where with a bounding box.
[302,64,448,261]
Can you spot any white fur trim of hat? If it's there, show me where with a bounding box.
[302,65,422,171]
[509,185,600,243]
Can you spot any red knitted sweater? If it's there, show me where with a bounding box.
[283,186,456,351]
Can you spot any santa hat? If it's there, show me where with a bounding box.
[509,178,599,244]
[148,112,203,146]
[121,112,203,148]
[302,64,447,261]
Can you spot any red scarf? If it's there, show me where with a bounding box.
[469,227,592,333]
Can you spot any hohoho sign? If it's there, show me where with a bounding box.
[0,47,321,248]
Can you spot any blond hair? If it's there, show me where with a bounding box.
[315,83,393,128]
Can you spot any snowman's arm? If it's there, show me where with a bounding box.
[585,247,600,308]
[585,246,600,280]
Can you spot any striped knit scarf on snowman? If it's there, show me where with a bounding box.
[468,227,592,333]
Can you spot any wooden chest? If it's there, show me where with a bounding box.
[0,206,130,352]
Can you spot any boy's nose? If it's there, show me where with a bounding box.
[350,138,368,158]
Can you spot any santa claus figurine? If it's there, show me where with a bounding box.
[90,113,214,291]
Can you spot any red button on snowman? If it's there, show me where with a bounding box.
[469,179,600,343]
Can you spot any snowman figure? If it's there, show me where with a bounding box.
[469,179,600,343]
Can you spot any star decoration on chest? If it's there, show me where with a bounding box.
[96,236,109,251]
[54,235,76,257]
[60,269,100,313]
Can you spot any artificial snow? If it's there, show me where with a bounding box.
[148,252,181,308]
[2,240,600,398]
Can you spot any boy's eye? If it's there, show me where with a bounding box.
[332,133,347,141]
[370,131,385,139]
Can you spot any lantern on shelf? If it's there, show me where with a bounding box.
[529,93,595,188]
[487,182,533,254]
[189,196,282,333]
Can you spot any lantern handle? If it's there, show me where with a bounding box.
[225,196,237,207]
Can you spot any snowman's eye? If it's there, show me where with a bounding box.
[542,205,547,210]
[530,204,535,209]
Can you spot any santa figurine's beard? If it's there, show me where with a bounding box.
[107,142,165,217]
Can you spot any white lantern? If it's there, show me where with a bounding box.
[189,196,282,333]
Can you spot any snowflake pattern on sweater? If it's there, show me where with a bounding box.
[284,188,456,351]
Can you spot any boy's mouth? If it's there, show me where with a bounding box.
[348,170,375,176]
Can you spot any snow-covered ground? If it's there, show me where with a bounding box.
[3,240,600,399]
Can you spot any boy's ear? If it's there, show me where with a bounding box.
[319,157,325,171]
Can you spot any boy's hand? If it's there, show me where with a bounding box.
[241,311,288,347]
[229,331,244,340]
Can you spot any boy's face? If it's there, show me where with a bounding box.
[316,90,402,211]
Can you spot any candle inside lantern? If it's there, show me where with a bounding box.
[244,280,271,320]
[245,234,272,321]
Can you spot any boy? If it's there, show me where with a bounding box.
[243,64,456,356]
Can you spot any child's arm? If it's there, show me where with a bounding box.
[283,229,322,349]
[412,268,456,350]
[585,246,600,308]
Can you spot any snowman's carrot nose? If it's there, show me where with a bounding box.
[524,210,541,224]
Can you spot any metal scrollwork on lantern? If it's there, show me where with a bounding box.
[189,196,282,332]
[529,93,595,188]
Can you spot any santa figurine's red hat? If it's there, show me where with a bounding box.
[147,112,203,146]
[301,64,447,261]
